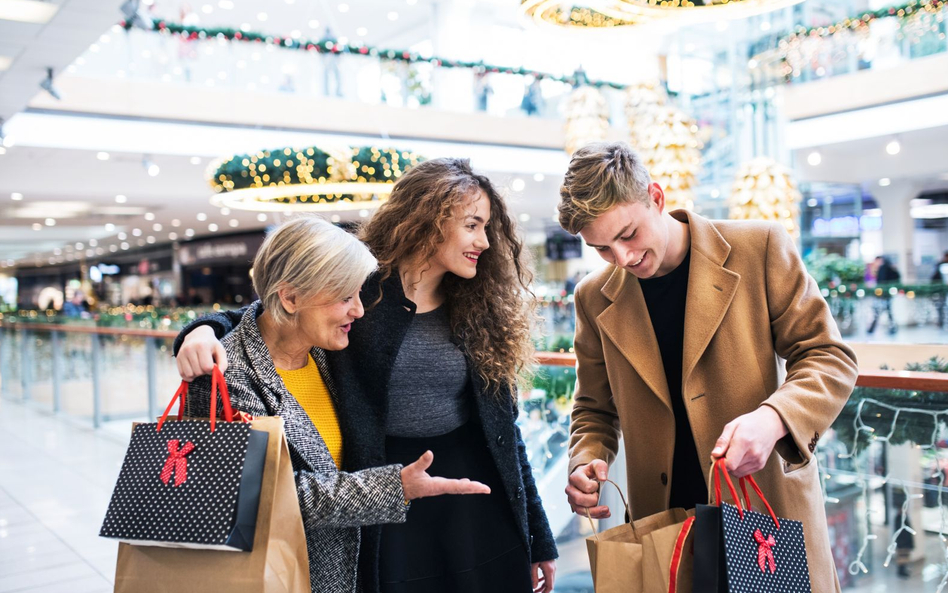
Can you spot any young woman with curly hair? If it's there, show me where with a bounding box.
[173,158,557,593]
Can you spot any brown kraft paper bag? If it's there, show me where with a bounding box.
[642,508,696,593]
[586,479,695,593]
[113,416,310,593]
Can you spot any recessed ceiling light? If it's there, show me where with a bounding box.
[330,214,341,223]
[257,12,268,21]
[118,232,127,240]
[45,218,55,226]
[308,19,320,29]
[519,213,531,222]
[879,178,891,187]
[807,151,821,166]
[169,232,178,241]
[146,236,156,244]
[356,27,368,36]
[760,21,772,31]
[197,212,207,221]
[97,151,109,161]
[886,140,901,155]
[147,162,160,176]
[202,4,213,14]
[171,219,181,227]
[533,173,544,182]
[132,228,142,236]
[11,192,23,201]
[229,219,239,227]
[153,223,162,231]
[89,239,97,246]
[185,229,195,237]
[32,223,42,231]
[0,56,13,72]
[359,209,369,217]
[121,242,129,250]
[115,194,127,203]
[388,11,398,20]
[144,212,155,221]
[105,223,115,231]
[511,178,525,192]
[208,223,219,232]
[257,213,268,222]
[218,0,234,8]
[338,3,349,13]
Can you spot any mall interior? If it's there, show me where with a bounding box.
[0,0,947,591]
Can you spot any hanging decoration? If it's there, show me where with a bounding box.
[728,158,802,237]
[625,83,702,211]
[209,145,425,212]
[564,86,611,155]
[127,19,630,90]
[521,0,805,28]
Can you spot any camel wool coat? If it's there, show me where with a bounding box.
[569,210,858,593]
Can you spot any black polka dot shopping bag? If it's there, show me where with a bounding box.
[693,458,811,592]
[100,366,311,593]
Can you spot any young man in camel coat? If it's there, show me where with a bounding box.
[559,142,857,592]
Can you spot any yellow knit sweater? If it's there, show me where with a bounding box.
[275,355,343,468]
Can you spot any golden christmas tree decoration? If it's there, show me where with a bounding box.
[625,83,701,211]
[728,157,802,237]
[564,86,611,156]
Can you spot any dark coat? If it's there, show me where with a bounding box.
[175,272,557,593]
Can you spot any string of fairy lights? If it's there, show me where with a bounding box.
[837,397,948,590]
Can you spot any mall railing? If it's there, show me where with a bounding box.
[4,323,948,588]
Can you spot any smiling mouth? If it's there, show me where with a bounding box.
[463,252,480,263]
[629,254,645,268]
[340,323,351,333]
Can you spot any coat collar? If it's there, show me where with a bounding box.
[233,300,336,471]
[596,210,741,411]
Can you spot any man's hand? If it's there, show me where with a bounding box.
[711,406,789,478]
[176,325,228,381]
[565,459,611,519]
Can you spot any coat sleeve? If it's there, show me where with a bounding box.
[187,366,409,528]
[567,282,622,475]
[511,400,558,562]
[760,223,858,464]
[172,307,248,356]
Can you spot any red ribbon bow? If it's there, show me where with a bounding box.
[160,440,195,487]
[754,529,777,574]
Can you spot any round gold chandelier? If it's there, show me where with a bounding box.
[521,0,805,28]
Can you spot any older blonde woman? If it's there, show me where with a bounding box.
[184,217,489,593]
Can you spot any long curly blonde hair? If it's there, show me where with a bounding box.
[359,158,535,399]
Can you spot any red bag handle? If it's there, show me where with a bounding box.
[711,458,780,529]
[157,365,234,432]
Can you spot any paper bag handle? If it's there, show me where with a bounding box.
[584,478,636,541]
[157,365,234,432]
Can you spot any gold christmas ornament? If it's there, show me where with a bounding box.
[625,83,701,211]
[728,157,802,237]
[564,86,611,156]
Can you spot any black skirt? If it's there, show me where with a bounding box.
[379,421,533,593]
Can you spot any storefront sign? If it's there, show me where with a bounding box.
[178,234,264,266]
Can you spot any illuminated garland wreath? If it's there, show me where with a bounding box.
[209,145,425,212]
[521,0,804,28]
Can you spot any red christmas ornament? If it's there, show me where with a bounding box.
[234,31,242,39]
[359,46,368,54]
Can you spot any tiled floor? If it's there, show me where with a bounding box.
[0,402,132,593]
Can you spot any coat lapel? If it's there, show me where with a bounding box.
[677,211,741,388]
[597,266,672,412]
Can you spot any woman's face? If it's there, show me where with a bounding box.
[430,188,492,280]
[294,288,365,351]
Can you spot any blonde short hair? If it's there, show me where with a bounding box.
[558,142,652,234]
[252,216,377,325]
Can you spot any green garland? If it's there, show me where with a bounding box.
[128,19,631,90]
[211,145,425,203]
[780,0,945,43]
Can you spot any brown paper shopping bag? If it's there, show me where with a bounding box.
[642,508,696,593]
[113,416,310,593]
[586,479,695,593]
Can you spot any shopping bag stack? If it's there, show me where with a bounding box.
[692,458,812,592]
[100,366,311,593]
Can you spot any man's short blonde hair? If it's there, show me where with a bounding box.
[558,142,652,234]
[252,216,377,325]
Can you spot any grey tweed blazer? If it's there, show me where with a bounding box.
[185,301,408,593]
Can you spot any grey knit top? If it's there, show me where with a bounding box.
[385,306,471,438]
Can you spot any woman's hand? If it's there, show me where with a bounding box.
[400,451,491,500]
[532,559,556,593]
[177,325,228,381]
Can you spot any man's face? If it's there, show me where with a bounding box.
[578,184,669,279]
